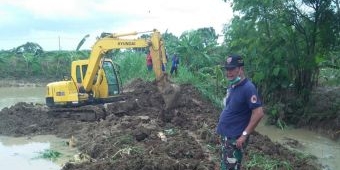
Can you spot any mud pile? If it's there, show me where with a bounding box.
[0,79,321,170]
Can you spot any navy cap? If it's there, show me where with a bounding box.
[224,55,244,69]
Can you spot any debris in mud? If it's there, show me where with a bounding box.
[0,79,322,170]
[282,137,304,149]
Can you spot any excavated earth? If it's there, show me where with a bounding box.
[0,79,321,170]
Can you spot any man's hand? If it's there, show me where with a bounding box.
[236,135,247,149]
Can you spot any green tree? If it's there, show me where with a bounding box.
[176,27,221,72]
[223,0,340,124]
[162,31,180,55]
[223,0,339,97]
[15,42,44,55]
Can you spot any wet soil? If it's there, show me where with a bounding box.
[0,79,321,170]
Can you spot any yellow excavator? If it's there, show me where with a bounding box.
[45,29,180,121]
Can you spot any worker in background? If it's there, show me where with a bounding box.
[161,53,169,72]
[216,54,264,170]
[170,54,179,76]
[146,52,153,73]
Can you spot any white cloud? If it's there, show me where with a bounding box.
[0,0,233,50]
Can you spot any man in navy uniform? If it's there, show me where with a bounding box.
[217,54,264,170]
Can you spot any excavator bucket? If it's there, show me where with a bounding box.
[156,73,181,110]
[147,30,181,110]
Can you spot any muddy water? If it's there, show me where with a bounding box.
[0,135,78,170]
[257,118,340,170]
[0,86,77,170]
[0,86,45,110]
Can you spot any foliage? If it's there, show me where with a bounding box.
[245,151,293,170]
[222,0,340,125]
[175,27,223,73]
[318,51,340,85]
[162,31,179,55]
[172,65,226,109]
[0,47,90,79]
[112,51,153,84]
[35,149,61,161]
[265,102,287,129]
[14,42,43,55]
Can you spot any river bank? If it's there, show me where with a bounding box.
[0,78,54,87]
[296,86,340,140]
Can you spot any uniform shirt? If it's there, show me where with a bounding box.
[217,78,262,138]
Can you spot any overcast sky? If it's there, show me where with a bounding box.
[0,0,233,51]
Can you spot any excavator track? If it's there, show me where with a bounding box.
[47,105,106,122]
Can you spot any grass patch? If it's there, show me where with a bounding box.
[245,151,292,170]
[35,149,61,161]
[117,134,134,145]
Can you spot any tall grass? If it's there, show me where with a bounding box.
[170,66,225,109]
[114,51,154,84]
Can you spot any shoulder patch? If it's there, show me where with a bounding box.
[250,95,257,103]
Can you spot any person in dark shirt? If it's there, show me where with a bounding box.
[170,54,179,76]
[217,54,264,170]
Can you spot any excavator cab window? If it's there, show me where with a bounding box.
[82,65,88,79]
[102,61,120,95]
[76,65,88,83]
[76,66,82,83]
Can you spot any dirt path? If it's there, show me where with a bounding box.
[0,79,322,169]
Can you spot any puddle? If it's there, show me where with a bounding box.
[0,135,78,170]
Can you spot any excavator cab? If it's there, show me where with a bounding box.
[46,57,122,107]
[71,58,121,102]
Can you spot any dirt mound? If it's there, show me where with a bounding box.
[0,78,321,170]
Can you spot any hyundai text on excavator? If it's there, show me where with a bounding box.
[45,29,180,121]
